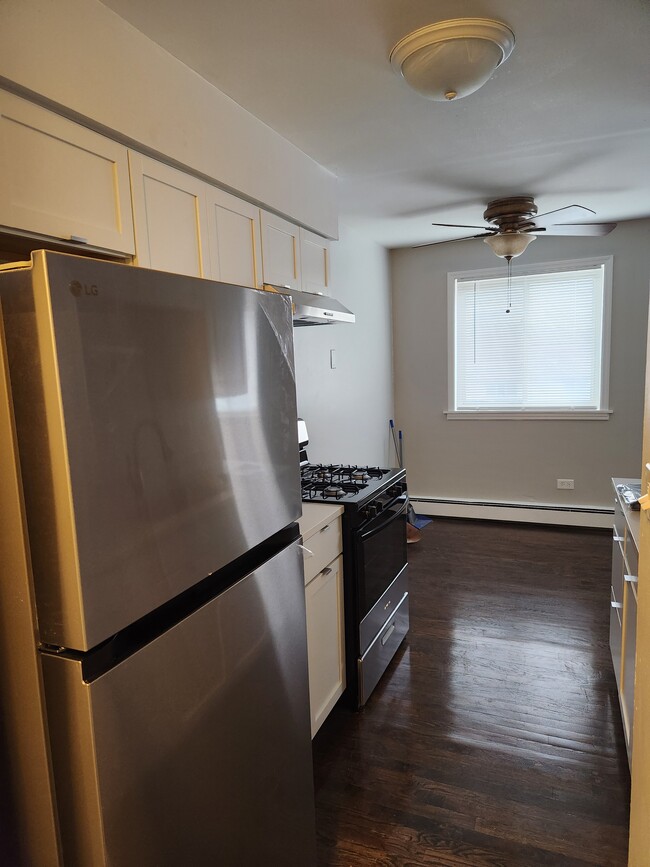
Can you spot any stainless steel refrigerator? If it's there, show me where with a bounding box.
[0,251,316,866]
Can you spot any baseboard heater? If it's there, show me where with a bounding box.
[410,496,613,528]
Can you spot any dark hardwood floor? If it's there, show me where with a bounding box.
[312,518,631,867]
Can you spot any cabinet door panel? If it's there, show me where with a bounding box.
[206,188,261,288]
[305,555,345,737]
[129,153,208,278]
[0,91,134,254]
[260,211,301,290]
[622,582,637,752]
[300,228,329,294]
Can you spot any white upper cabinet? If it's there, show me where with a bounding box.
[260,211,301,290]
[205,187,262,288]
[299,228,330,295]
[0,90,135,255]
[260,210,331,294]
[129,153,209,278]
[0,87,333,290]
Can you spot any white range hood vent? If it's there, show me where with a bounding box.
[264,285,355,326]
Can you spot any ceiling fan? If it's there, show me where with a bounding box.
[420,196,617,259]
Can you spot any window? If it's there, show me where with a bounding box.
[447,257,612,419]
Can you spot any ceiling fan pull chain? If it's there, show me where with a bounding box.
[506,256,512,313]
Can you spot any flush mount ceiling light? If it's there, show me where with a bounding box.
[389,18,515,101]
[484,232,535,259]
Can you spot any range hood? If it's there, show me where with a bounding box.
[263,285,355,326]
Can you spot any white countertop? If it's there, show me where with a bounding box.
[612,477,641,551]
[299,502,344,540]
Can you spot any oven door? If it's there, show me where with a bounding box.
[356,495,408,654]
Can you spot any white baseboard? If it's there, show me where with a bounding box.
[411,497,613,529]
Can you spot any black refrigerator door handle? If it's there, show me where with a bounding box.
[360,499,408,542]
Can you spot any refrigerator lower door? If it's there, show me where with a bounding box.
[40,542,316,867]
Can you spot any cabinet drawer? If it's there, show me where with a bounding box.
[613,499,625,542]
[302,518,341,585]
[624,534,638,582]
[359,591,409,706]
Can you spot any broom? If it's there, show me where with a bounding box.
[389,420,421,541]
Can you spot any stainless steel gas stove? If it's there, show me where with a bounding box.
[299,422,409,709]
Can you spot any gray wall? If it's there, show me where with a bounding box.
[391,219,650,509]
[294,224,394,466]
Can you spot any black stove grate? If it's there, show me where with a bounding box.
[300,464,393,503]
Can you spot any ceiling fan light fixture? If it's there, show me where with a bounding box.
[484,232,536,259]
[390,18,515,102]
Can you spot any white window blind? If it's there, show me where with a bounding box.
[454,263,608,413]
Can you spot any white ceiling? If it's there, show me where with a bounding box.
[101,0,650,247]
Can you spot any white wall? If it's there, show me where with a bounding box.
[0,0,337,238]
[391,219,650,509]
[294,224,394,466]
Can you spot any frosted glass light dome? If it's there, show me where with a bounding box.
[484,232,536,259]
[390,19,515,102]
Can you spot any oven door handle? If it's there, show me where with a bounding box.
[360,498,408,541]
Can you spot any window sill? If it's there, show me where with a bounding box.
[445,409,612,420]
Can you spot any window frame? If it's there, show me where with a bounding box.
[446,256,613,420]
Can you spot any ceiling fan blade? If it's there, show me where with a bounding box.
[430,221,490,230]
[413,232,496,248]
[533,204,596,228]
[536,222,617,237]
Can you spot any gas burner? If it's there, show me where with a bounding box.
[301,481,345,501]
[341,481,367,493]
[351,470,370,482]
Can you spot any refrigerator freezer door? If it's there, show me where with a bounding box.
[2,252,301,650]
[40,540,316,867]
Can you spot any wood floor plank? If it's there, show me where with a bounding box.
[313,518,630,867]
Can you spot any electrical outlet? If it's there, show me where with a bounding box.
[557,479,574,490]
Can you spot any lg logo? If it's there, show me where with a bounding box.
[69,280,99,297]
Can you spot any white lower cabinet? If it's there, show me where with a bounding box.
[305,555,345,737]
[300,505,345,737]
[610,478,640,764]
